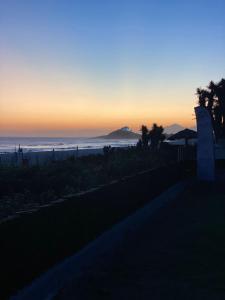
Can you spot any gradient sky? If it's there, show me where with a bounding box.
[1,0,225,136]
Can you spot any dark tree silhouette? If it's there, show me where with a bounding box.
[197,78,225,140]
[140,125,149,149]
[149,123,165,151]
[138,123,165,150]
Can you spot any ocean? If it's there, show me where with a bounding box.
[0,137,138,153]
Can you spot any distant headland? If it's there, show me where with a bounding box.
[95,127,141,139]
[94,124,193,139]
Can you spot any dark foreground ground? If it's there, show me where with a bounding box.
[0,164,184,299]
[55,178,225,300]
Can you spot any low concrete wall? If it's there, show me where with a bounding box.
[0,164,185,299]
[11,180,188,300]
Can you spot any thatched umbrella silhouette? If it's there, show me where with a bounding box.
[168,128,197,147]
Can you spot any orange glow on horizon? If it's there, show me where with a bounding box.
[0,58,195,137]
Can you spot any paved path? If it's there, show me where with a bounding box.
[11,181,187,300]
[55,182,225,300]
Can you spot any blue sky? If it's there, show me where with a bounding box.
[1,0,225,136]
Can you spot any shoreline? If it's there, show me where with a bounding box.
[0,148,105,166]
[0,136,138,155]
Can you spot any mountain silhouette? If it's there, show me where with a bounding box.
[96,127,140,139]
[164,124,185,135]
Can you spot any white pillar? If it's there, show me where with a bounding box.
[195,106,215,181]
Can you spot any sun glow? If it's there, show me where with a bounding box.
[0,57,195,136]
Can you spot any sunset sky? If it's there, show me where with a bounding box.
[1,0,225,137]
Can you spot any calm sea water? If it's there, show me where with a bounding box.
[0,137,138,153]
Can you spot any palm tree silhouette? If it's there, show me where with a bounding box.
[197,78,225,140]
[140,125,149,149]
[149,123,165,151]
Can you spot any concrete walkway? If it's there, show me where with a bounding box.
[11,179,225,300]
[11,181,187,300]
[54,181,225,300]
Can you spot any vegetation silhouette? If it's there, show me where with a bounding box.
[141,125,149,149]
[197,78,225,140]
[0,144,178,220]
[138,123,165,151]
[149,123,165,151]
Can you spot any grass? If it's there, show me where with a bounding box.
[0,146,176,220]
